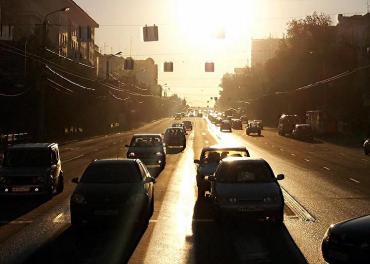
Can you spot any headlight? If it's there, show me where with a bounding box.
[228,197,238,204]
[128,152,136,158]
[155,152,164,156]
[71,193,87,205]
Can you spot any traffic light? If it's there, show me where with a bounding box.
[124,57,134,70]
[143,25,159,41]
[164,62,174,72]
[205,62,214,72]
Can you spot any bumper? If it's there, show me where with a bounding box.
[215,204,283,219]
[0,185,50,196]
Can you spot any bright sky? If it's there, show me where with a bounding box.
[75,0,367,106]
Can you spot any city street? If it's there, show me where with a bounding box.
[0,117,369,264]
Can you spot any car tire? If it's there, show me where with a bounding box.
[258,131,261,136]
[197,188,205,199]
[56,174,64,194]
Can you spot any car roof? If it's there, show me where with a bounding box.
[221,157,266,164]
[132,134,161,137]
[9,143,57,149]
[90,159,138,165]
[201,145,248,151]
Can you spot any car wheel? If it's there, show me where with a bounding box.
[197,188,205,199]
[56,174,64,194]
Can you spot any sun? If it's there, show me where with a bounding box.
[175,0,252,52]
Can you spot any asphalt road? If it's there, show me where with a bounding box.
[0,117,368,264]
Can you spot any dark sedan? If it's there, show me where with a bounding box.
[126,134,166,169]
[322,215,370,263]
[70,159,155,228]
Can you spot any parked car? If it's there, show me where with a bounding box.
[246,121,261,136]
[231,119,243,130]
[0,143,64,198]
[363,138,370,155]
[126,134,166,169]
[182,120,193,131]
[278,114,300,136]
[207,157,285,224]
[70,159,156,228]
[254,120,264,130]
[292,124,314,141]
[322,215,370,263]
[220,120,232,132]
[194,146,250,197]
[163,127,186,150]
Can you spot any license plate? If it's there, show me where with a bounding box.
[12,186,31,192]
[94,210,118,216]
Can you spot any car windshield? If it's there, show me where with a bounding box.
[201,150,249,164]
[216,162,274,183]
[3,149,51,167]
[80,163,141,183]
[130,136,162,147]
[165,128,183,136]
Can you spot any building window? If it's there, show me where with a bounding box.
[0,24,14,40]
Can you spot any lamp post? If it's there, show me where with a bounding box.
[38,7,70,139]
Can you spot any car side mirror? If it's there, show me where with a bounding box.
[71,177,79,184]
[194,159,200,164]
[144,177,156,184]
[205,175,216,181]
[276,174,285,181]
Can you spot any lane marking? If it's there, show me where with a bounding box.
[323,166,330,171]
[304,158,310,162]
[290,153,296,157]
[361,158,367,162]
[279,148,284,151]
[205,140,209,144]
[53,213,64,223]
[64,154,84,163]
[349,178,360,184]
[201,132,207,136]
[282,188,316,222]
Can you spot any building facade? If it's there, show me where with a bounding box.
[0,0,99,66]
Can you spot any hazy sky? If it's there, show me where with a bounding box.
[75,0,367,106]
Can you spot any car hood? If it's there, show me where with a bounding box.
[199,164,219,176]
[331,215,370,242]
[215,182,282,200]
[0,167,48,177]
[74,183,144,204]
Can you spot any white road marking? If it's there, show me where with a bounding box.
[279,148,284,151]
[304,158,310,162]
[201,132,207,136]
[361,158,368,162]
[53,213,65,223]
[282,188,316,222]
[290,153,296,156]
[64,154,84,163]
[205,140,209,144]
[349,178,360,184]
[323,166,331,171]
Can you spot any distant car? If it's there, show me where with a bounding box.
[292,124,313,141]
[220,120,232,132]
[126,134,166,169]
[182,120,193,131]
[322,215,370,263]
[207,158,285,223]
[0,143,64,198]
[164,127,186,150]
[278,114,300,136]
[254,120,263,130]
[194,146,250,197]
[240,115,248,124]
[363,138,370,155]
[215,117,222,126]
[70,159,156,228]
[231,119,243,130]
[246,121,261,136]
[174,113,182,120]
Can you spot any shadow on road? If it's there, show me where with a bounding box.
[25,221,148,264]
[0,197,46,226]
[188,198,307,264]
[166,147,184,155]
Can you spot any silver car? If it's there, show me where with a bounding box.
[208,157,285,224]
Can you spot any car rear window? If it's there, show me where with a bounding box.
[216,162,274,183]
[130,136,162,147]
[201,149,249,163]
[80,163,141,183]
[3,149,51,167]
